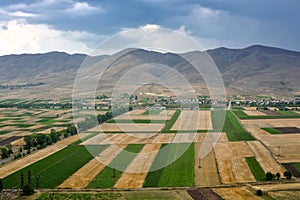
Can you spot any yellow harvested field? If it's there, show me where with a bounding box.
[82,132,224,145]
[268,191,300,200]
[214,141,254,184]
[213,187,263,200]
[247,141,285,174]
[243,107,259,111]
[59,144,126,189]
[194,142,220,186]
[231,157,255,183]
[0,134,85,178]
[115,110,174,121]
[171,133,197,143]
[252,182,300,191]
[10,138,25,146]
[171,110,212,130]
[81,133,176,145]
[242,118,300,128]
[97,123,165,132]
[244,110,266,116]
[218,159,235,184]
[114,144,161,188]
[241,118,300,163]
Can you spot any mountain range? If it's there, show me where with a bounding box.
[0,45,299,99]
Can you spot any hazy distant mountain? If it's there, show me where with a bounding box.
[0,45,299,98]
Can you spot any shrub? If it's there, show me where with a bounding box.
[275,172,281,180]
[22,184,34,196]
[0,178,3,192]
[256,189,263,196]
[266,172,274,181]
[284,171,292,180]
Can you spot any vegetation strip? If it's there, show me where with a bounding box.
[161,110,181,133]
[143,110,162,115]
[245,157,265,181]
[212,110,255,141]
[87,144,144,188]
[144,143,194,187]
[262,127,283,134]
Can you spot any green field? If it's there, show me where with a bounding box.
[245,157,265,181]
[291,163,300,172]
[161,110,181,133]
[212,110,255,141]
[143,110,162,115]
[144,143,194,187]
[87,144,144,188]
[277,110,298,115]
[0,130,10,135]
[3,142,108,189]
[262,127,283,134]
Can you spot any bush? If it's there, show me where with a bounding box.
[256,189,263,196]
[22,184,34,196]
[284,171,292,180]
[276,172,281,180]
[266,172,274,181]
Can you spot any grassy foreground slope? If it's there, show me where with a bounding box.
[3,142,108,189]
[144,143,194,187]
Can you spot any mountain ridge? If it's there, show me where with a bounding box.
[0,45,299,98]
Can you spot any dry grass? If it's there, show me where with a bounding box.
[214,141,255,184]
[98,123,164,132]
[194,142,220,186]
[241,119,300,163]
[247,141,285,175]
[171,110,212,131]
[213,187,263,200]
[244,110,267,116]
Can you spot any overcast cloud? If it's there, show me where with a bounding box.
[0,0,299,55]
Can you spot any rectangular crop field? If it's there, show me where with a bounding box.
[212,111,255,141]
[245,157,265,181]
[87,144,144,188]
[143,143,194,187]
[3,143,108,189]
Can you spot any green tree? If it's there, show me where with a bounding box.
[284,171,292,180]
[275,172,281,180]
[266,172,274,181]
[50,129,58,143]
[1,147,9,159]
[22,184,34,196]
[256,189,263,196]
[0,178,3,192]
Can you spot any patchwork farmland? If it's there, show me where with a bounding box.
[1,103,300,199]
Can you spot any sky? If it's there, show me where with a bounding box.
[0,0,299,55]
